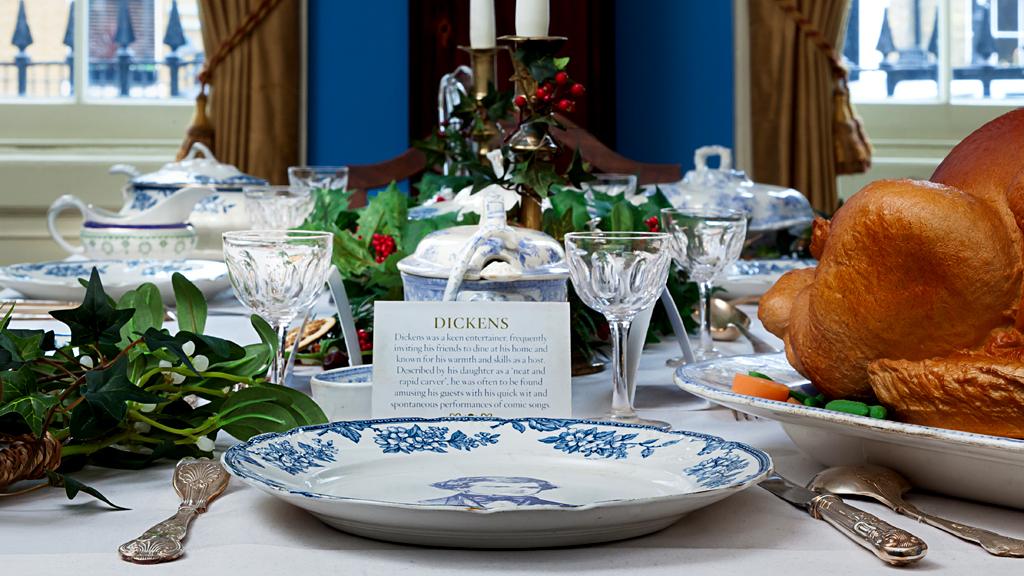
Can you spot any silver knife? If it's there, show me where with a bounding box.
[760,474,927,566]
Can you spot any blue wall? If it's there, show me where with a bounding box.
[307,0,409,165]
[307,1,734,174]
[615,0,734,171]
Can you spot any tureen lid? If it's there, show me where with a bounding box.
[397,191,568,281]
[130,143,267,190]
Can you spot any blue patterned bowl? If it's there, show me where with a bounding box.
[222,416,772,548]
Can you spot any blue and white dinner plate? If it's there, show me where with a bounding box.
[674,353,1024,510]
[0,259,230,304]
[718,258,816,298]
[223,417,772,548]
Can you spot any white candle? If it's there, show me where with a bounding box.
[470,0,496,49]
[515,0,549,37]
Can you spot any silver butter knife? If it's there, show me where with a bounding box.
[118,457,230,563]
[760,474,928,566]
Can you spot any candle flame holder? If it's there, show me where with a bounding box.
[458,45,506,157]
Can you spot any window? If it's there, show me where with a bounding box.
[835,0,1018,198]
[0,0,205,265]
[0,0,204,100]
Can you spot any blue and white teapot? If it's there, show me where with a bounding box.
[398,189,569,302]
[110,142,267,257]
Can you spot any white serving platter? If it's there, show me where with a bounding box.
[223,417,772,548]
[718,259,816,299]
[0,259,230,305]
[673,353,1024,509]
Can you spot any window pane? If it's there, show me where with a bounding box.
[950,0,1024,101]
[0,0,75,99]
[846,0,942,101]
[86,0,203,100]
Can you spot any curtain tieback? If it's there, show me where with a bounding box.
[772,0,872,176]
[177,0,287,161]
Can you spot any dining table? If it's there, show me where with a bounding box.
[2,302,1022,575]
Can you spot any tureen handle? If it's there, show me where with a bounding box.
[441,189,515,301]
[184,142,217,162]
[46,194,87,255]
[694,145,732,172]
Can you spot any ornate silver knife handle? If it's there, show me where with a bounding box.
[810,494,928,566]
[119,458,230,564]
[899,502,1024,557]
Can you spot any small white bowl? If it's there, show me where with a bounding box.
[310,365,372,421]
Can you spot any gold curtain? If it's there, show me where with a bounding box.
[197,0,300,184]
[749,0,870,215]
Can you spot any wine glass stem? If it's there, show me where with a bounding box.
[271,321,290,385]
[698,281,714,354]
[608,318,636,419]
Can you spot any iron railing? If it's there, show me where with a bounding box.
[2,0,204,99]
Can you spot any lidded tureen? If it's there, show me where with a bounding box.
[110,142,267,256]
[398,190,568,302]
[660,145,814,232]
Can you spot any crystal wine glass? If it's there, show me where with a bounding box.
[660,208,747,362]
[288,165,349,192]
[223,230,333,384]
[564,231,673,429]
[243,186,316,230]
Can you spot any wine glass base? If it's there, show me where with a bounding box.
[602,414,672,430]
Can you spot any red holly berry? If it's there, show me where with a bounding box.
[357,329,373,352]
[555,71,569,85]
[556,99,572,112]
[514,94,528,108]
[371,233,397,263]
[542,93,553,102]
[645,216,660,233]
[534,88,546,100]
[434,195,446,203]
[542,82,554,94]
[570,83,586,97]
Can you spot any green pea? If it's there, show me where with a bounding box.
[869,405,888,419]
[825,399,871,417]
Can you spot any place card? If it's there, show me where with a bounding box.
[371,301,572,418]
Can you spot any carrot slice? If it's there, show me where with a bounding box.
[731,373,791,402]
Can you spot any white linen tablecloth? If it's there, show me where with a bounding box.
[1,310,1022,576]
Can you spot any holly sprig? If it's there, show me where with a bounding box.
[0,269,327,507]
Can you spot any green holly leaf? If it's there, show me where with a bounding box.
[549,188,591,230]
[172,273,206,334]
[357,183,408,240]
[81,357,164,421]
[0,392,58,436]
[51,268,134,347]
[511,157,563,198]
[609,201,637,232]
[564,148,594,188]
[481,82,514,122]
[46,471,129,510]
[330,230,377,277]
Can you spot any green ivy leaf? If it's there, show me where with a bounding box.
[172,273,207,334]
[51,268,134,347]
[564,148,594,188]
[69,399,120,439]
[553,56,570,70]
[0,365,38,402]
[81,357,164,421]
[0,392,58,436]
[142,328,195,372]
[46,471,129,510]
[0,329,54,370]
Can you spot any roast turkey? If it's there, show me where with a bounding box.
[759,110,1024,437]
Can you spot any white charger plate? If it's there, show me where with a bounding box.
[673,353,1024,509]
[223,417,772,548]
[0,259,230,305]
[718,259,816,298]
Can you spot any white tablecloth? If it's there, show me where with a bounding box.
[2,311,1022,575]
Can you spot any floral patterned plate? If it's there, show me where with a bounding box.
[0,259,230,305]
[222,417,772,548]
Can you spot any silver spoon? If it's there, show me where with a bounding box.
[709,298,779,353]
[809,465,1024,557]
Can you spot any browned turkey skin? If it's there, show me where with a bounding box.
[758,110,1024,438]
